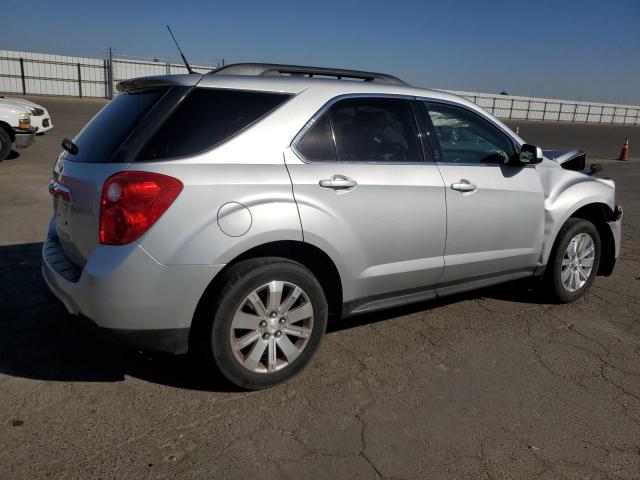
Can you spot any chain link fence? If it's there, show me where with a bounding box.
[1,49,638,125]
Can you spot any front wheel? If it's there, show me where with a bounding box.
[545,218,601,303]
[202,258,328,390]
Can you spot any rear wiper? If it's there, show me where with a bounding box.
[61,138,78,155]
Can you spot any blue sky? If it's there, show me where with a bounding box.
[2,0,639,104]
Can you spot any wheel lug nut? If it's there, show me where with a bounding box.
[259,320,267,328]
[262,333,270,340]
[270,312,277,318]
[275,331,282,338]
[279,317,286,325]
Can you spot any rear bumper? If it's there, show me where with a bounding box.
[98,325,191,354]
[42,220,223,354]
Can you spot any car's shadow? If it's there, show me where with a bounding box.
[2,150,20,161]
[0,242,546,392]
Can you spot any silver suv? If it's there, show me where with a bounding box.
[43,64,622,389]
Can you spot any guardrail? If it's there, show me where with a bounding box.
[1,49,638,125]
[441,89,640,125]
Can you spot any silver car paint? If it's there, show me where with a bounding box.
[43,74,622,336]
[435,163,545,283]
[42,218,222,331]
[284,148,447,303]
[536,158,616,266]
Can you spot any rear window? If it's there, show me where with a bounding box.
[137,88,291,161]
[67,88,167,163]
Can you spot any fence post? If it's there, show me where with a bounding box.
[508,98,513,119]
[103,60,109,99]
[19,58,26,95]
[587,105,592,123]
[166,60,170,75]
[526,100,531,120]
[491,97,496,115]
[572,103,577,122]
[77,63,82,98]
[542,101,547,121]
[108,47,114,100]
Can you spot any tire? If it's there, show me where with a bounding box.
[0,128,11,161]
[200,257,328,390]
[544,218,601,303]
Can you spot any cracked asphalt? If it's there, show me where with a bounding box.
[1,97,639,479]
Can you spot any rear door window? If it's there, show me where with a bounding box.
[296,97,423,163]
[66,88,167,163]
[331,97,422,163]
[137,88,291,161]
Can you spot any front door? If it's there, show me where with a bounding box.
[419,100,545,285]
[285,96,447,310]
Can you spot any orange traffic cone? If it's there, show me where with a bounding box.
[618,138,629,161]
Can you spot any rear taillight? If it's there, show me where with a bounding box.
[99,171,183,245]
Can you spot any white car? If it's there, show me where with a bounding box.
[0,99,36,160]
[0,96,53,133]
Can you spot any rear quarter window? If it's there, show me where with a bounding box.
[137,88,291,161]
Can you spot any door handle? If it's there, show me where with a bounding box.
[451,179,477,192]
[319,175,357,190]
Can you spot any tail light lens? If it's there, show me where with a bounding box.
[100,171,183,245]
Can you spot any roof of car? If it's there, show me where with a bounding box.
[196,73,465,104]
[118,61,476,113]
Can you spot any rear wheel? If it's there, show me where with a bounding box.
[202,258,328,390]
[545,218,601,303]
[0,128,11,161]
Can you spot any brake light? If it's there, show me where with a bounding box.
[99,171,183,245]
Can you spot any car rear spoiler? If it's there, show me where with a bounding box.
[116,74,202,93]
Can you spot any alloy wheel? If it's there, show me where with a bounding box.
[229,281,314,373]
[561,232,596,292]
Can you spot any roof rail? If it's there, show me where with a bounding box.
[208,63,408,86]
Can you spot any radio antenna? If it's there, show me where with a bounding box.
[166,25,194,74]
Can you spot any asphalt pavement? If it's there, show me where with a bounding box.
[1,96,639,479]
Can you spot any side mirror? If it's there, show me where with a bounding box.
[518,143,543,165]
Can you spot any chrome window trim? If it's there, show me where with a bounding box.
[290,93,429,165]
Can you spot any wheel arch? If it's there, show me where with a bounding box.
[0,121,15,142]
[544,201,616,277]
[190,240,344,349]
[567,202,616,276]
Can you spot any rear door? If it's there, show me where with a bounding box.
[285,96,447,310]
[419,100,545,285]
